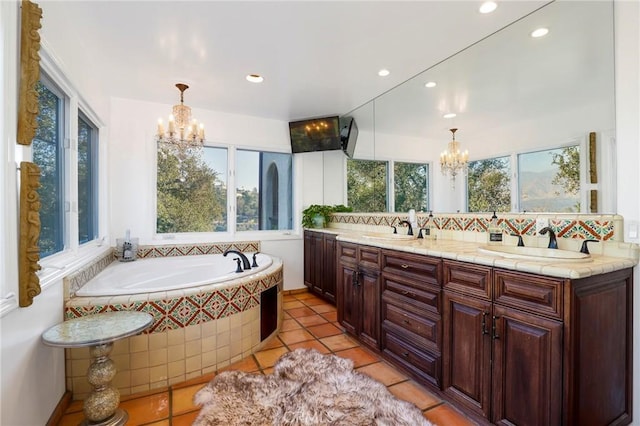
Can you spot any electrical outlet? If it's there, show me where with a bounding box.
[536,217,549,234]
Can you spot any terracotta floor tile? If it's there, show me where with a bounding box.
[295,314,329,327]
[282,295,298,302]
[119,392,170,424]
[144,420,171,426]
[357,361,408,386]
[262,367,275,375]
[283,300,306,309]
[307,322,343,338]
[171,410,200,426]
[285,306,318,318]
[58,410,85,426]
[288,339,331,354]
[253,346,290,368]
[278,328,315,345]
[334,346,380,368]
[319,334,359,351]
[281,318,303,331]
[320,311,338,322]
[65,400,83,413]
[303,297,329,306]
[172,384,203,415]
[171,372,215,389]
[221,355,259,372]
[293,292,317,300]
[423,404,477,425]
[310,303,337,314]
[259,336,285,350]
[388,381,440,411]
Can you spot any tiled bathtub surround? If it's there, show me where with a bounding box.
[63,241,280,400]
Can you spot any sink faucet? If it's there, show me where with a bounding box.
[223,249,251,270]
[399,220,413,236]
[539,227,558,249]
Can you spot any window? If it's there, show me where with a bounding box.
[394,162,428,212]
[77,113,98,244]
[347,159,388,212]
[518,146,580,212]
[156,146,228,233]
[32,78,65,257]
[467,156,511,212]
[236,150,292,231]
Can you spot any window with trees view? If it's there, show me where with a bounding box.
[347,159,388,212]
[467,156,511,212]
[394,162,428,212]
[236,150,292,231]
[78,113,98,244]
[519,146,580,212]
[33,78,65,257]
[156,146,228,233]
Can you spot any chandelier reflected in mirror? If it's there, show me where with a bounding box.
[440,128,469,187]
[156,83,205,153]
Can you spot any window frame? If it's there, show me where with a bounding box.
[77,110,99,245]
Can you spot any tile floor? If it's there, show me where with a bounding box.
[57,291,476,426]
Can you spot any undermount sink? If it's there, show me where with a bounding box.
[361,233,414,242]
[478,245,591,262]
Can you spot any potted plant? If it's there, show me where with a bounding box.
[302,204,352,228]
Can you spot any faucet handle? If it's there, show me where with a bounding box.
[233,258,243,273]
[511,233,525,247]
[580,240,598,254]
[391,225,397,234]
[252,252,259,268]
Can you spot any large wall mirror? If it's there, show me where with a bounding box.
[331,0,615,214]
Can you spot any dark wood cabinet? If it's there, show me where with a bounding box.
[303,230,337,303]
[337,242,381,351]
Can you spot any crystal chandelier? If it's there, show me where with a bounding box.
[156,83,205,152]
[440,128,469,185]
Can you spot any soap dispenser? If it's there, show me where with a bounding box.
[488,211,502,245]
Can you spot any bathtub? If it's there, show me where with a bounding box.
[76,252,273,296]
[65,248,283,400]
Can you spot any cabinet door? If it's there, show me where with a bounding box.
[442,290,492,420]
[337,263,359,336]
[491,305,562,426]
[359,268,381,350]
[311,233,324,296]
[322,235,337,303]
[303,231,314,289]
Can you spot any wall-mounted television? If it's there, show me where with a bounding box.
[339,117,358,158]
[289,116,342,154]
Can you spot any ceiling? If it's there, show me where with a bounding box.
[38,1,549,123]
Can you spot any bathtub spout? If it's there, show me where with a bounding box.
[223,250,251,270]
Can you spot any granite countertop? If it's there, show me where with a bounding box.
[305,228,638,280]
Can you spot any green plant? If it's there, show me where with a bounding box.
[302,204,352,228]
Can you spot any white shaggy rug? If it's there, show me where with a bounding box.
[193,348,435,426]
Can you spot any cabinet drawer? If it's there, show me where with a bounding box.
[383,302,441,346]
[382,250,441,287]
[494,270,564,319]
[443,260,492,300]
[358,246,381,270]
[383,275,440,313]
[382,330,441,387]
[338,242,357,264]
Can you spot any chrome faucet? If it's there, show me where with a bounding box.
[539,227,558,249]
[223,249,251,270]
[399,220,413,236]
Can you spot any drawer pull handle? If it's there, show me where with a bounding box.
[402,351,410,357]
[400,264,409,269]
[492,315,501,340]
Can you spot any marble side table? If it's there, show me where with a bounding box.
[42,311,154,426]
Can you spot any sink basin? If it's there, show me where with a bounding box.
[478,245,591,262]
[361,233,414,242]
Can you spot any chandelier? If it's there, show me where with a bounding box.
[156,83,205,152]
[440,128,469,185]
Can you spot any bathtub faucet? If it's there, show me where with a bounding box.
[223,250,251,270]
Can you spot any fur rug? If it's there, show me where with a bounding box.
[193,348,434,426]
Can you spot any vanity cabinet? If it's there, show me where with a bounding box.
[303,230,337,303]
[337,242,381,351]
[380,249,443,387]
[442,260,632,426]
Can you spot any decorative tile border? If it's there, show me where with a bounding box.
[136,241,260,259]
[65,266,283,333]
[63,250,115,300]
[330,213,619,241]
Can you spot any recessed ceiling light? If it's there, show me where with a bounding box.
[530,27,549,38]
[443,113,457,119]
[378,69,390,77]
[246,74,264,83]
[425,81,437,88]
[479,1,497,14]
